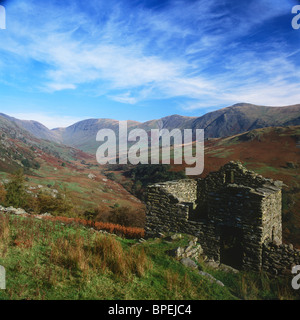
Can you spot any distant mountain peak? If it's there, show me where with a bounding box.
[1,103,300,153]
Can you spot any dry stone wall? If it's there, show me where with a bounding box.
[262,242,300,275]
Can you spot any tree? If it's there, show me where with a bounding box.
[4,169,28,208]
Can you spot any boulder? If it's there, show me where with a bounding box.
[41,212,52,217]
[88,173,96,180]
[219,264,239,274]
[169,247,185,258]
[171,234,182,240]
[14,208,27,215]
[198,271,224,287]
[180,258,197,269]
[205,260,219,269]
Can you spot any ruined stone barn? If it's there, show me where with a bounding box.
[145,161,300,274]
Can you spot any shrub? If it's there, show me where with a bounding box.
[21,158,31,168]
[35,187,74,216]
[105,172,116,181]
[89,206,111,222]
[109,206,145,228]
[0,184,6,205]
[4,169,28,208]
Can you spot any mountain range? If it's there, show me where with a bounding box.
[1,103,300,153]
[1,102,300,247]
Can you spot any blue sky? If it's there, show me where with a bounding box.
[0,0,300,128]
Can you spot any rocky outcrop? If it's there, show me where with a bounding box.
[0,206,27,215]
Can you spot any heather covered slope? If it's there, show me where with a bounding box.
[0,113,88,172]
[0,114,143,216]
[0,113,61,143]
[191,103,300,138]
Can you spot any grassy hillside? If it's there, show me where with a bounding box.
[0,113,61,143]
[0,114,144,217]
[0,114,90,173]
[0,213,296,300]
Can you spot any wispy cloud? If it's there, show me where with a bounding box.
[9,112,85,129]
[0,0,299,114]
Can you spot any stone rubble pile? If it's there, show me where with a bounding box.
[169,237,203,260]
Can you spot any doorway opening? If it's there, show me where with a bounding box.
[220,226,243,269]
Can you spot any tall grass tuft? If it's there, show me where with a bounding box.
[50,234,89,273]
[0,214,10,256]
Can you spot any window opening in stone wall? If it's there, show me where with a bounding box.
[271,227,275,242]
[225,170,234,184]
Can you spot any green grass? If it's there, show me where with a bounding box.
[0,172,8,180]
[0,214,297,300]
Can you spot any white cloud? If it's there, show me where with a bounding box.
[109,92,138,105]
[0,0,299,111]
[45,83,77,91]
[221,82,300,107]
[9,112,84,129]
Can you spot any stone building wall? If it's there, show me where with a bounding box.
[145,161,299,274]
[145,183,194,235]
[159,179,197,203]
[262,243,300,275]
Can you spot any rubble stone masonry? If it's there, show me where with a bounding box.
[145,161,300,274]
